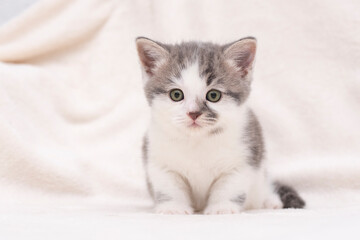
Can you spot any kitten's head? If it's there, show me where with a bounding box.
[136,37,256,135]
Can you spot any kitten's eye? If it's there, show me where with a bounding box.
[206,89,222,102]
[169,89,184,102]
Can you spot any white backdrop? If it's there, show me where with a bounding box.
[0,0,359,239]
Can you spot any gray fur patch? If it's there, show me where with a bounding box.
[243,110,264,168]
[145,78,174,105]
[142,135,154,198]
[225,91,242,105]
[209,127,223,136]
[231,193,246,206]
[142,135,149,165]
[199,101,218,120]
[155,191,172,203]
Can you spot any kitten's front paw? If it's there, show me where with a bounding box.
[263,195,283,209]
[155,202,193,215]
[204,202,242,215]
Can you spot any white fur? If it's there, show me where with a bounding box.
[146,62,281,214]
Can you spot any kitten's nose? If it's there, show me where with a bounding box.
[187,111,202,120]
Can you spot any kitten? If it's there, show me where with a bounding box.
[136,37,305,214]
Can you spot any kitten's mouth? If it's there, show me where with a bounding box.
[188,122,201,128]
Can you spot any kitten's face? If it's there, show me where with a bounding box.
[136,38,256,135]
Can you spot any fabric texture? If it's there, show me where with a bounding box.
[0,0,359,239]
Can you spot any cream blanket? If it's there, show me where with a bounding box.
[0,0,359,239]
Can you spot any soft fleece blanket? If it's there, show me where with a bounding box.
[0,0,359,239]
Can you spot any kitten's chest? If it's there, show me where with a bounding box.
[150,130,248,185]
[151,132,246,170]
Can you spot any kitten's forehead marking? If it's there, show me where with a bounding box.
[177,62,207,112]
[180,61,205,93]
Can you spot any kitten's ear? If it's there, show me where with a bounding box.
[136,37,169,77]
[223,37,257,76]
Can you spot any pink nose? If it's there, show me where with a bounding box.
[187,112,202,120]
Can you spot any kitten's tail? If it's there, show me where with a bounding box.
[274,182,306,209]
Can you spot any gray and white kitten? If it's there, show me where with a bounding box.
[136,37,305,214]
